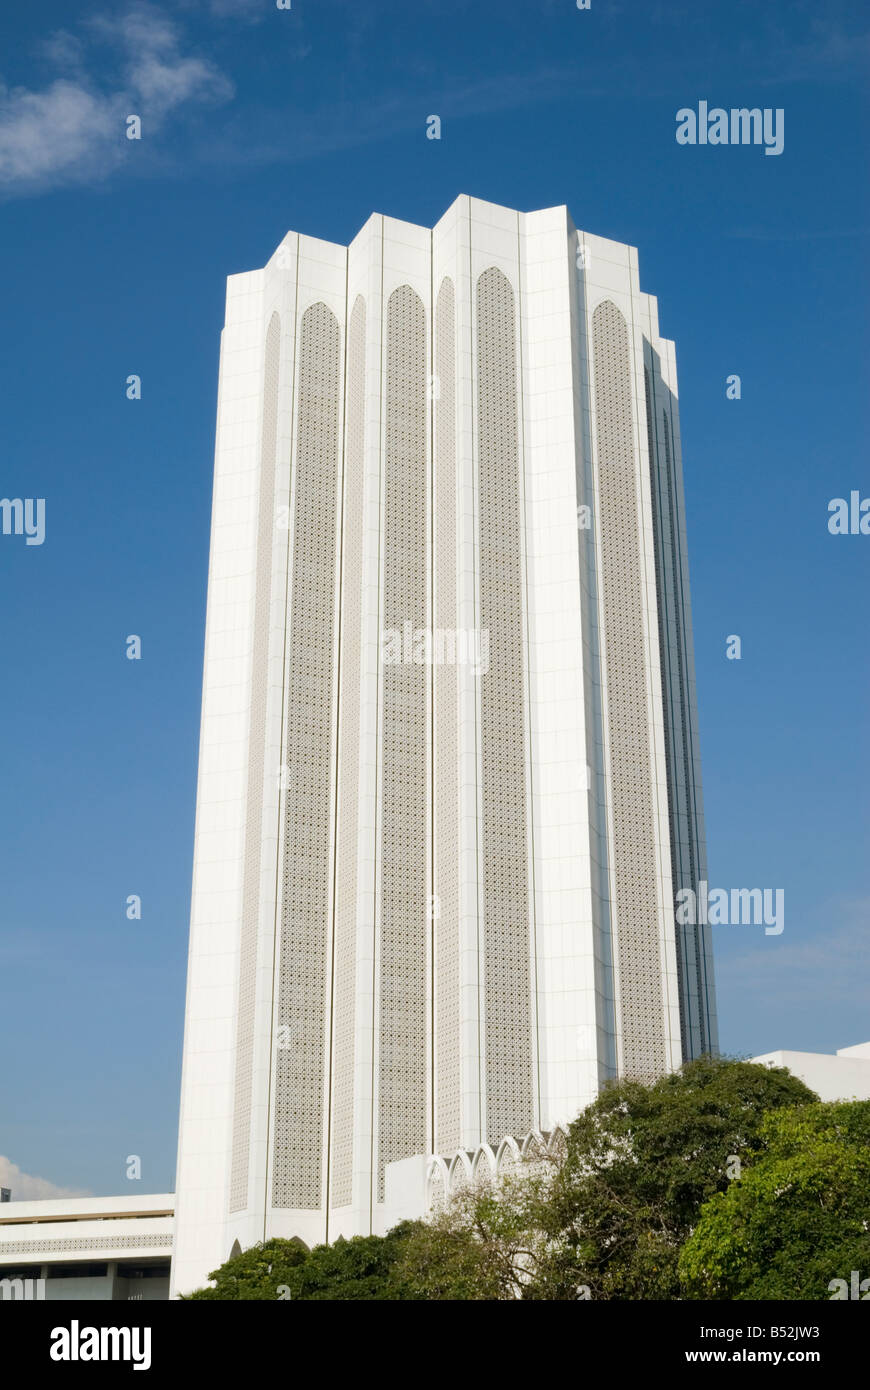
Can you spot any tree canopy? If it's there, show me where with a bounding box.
[185,1223,426,1301]
[528,1054,818,1299]
[679,1099,870,1300]
[185,1057,860,1301]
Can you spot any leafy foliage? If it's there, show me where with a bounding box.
[186,1059,837,1301]
[679,1100,870,1300]
[525,1055,818,1299]
[183,1237,308,1300]
[286,1224,419,1300]
[393,1165,561,1300]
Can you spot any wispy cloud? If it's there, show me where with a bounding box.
[0,1155,89,1202]
[717,899,870,1009]
[206,0,267,19]
[198,62,598,172]
[0,3,233,196]
[764,14,870,83]
[3,1,867,197]
[35,30,88,74]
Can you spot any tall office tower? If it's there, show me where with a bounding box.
[172,196,716,1296]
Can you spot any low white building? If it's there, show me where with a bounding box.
[752,1040,870,1103]
[0,1194,173,1301]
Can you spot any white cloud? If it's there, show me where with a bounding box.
[91,6,233,110]
[0,80,125,188]
[0,4,233,195]
[0,1155,89,1202]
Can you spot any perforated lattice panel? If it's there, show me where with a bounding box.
[1,1235,171,1255]
[476,266,534,1145]
[330,295,366,1208]
[592,301,666,1083]
[434,277,461,1154]
[272,300,341,1209]
[377,284,428,1199]
[229,311,280,1215]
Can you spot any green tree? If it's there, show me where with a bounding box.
[526,1056,817,1299]
[393,1169,559,1300]
[183,1237,308,1300]
[679,1100,870,1300]
[185,1224,422,1300]
[289,1224,418,1300]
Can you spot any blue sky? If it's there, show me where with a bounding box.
[0,0,867,1199]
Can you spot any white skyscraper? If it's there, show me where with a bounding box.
[171,195,717,1297]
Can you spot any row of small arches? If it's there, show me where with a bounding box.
[426,1127,568,1209]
